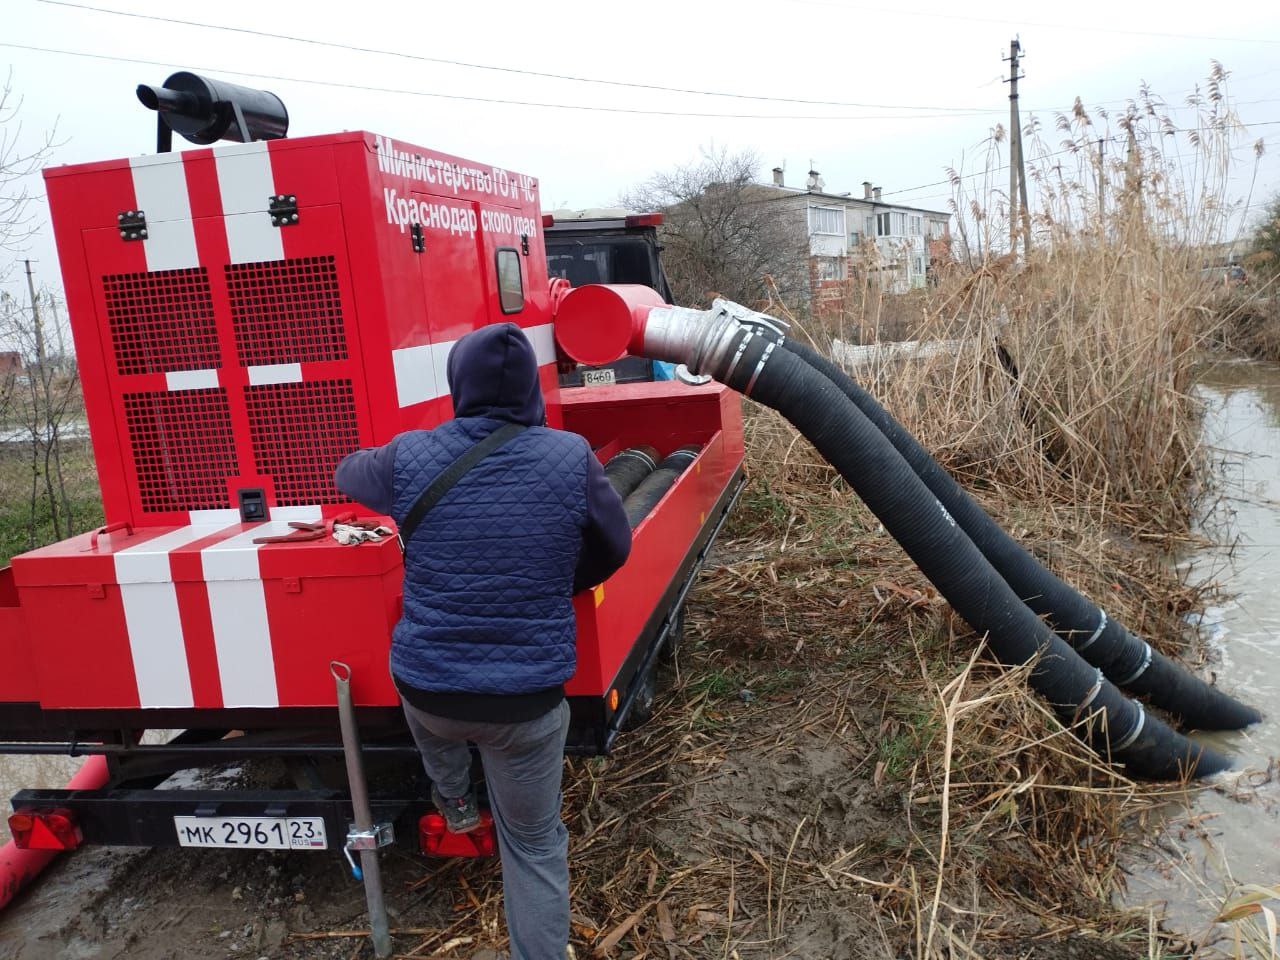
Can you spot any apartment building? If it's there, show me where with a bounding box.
[759,168,951,294]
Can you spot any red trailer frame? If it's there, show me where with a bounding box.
[0,129,744,856]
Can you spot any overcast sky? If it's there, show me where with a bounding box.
[3,0,1280,301]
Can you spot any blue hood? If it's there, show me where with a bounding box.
[446,323,545,425]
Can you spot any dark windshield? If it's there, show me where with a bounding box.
[546,237,659,289]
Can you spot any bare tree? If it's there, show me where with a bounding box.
[0,72,79,552]
[623,147,810,310]
[2,286,84,548]
[0,70,58,282]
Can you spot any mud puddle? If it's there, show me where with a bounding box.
[1125,360,1280,952]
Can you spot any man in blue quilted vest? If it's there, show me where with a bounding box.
[334,322,632,960]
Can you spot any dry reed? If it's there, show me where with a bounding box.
[374,68,1272,959]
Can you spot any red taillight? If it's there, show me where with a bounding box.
[541,213,555,228]
[418,811,496,858]
[624,212,663,228]
[8,809,82,851]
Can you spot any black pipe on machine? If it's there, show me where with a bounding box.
[778,337,1260,733]
[604,445,661,499]
[636,302,1229,779]
[623,447,700,529]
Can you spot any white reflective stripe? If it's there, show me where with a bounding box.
[165,368,220,391]
[189,506,322,524]
[189,508,243,525]
[391,322,556,408]
[391,342,438,408]
[215,141,283,264]
[119,583,194,708]
[247,363,303,385]
[269,505,321,522]
[201,523,282,708]
[206,579,278,707]
[128,153,198,271]
[525,322,557,366]
[115,524,226,583]
[115,524,226,708]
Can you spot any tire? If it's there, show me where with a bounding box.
[658,605,685,665]
[620,662,657,731]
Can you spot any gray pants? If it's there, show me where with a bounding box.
[401,698,571,960]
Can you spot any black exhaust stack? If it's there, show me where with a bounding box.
[137,71,289,153]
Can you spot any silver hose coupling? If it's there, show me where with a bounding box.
[642,299,787,376]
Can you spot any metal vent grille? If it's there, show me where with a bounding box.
[227,256,348,366]
[104,267,221,375]
[123,389,238,512]
[245,379,358,505]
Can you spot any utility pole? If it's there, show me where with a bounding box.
[1097,137,1106,223]
[22,259,46,367]
[1004,39,1030,259]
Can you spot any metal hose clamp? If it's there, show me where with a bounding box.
[1076,668,1105,714]
[744,341,777,397]
[1111,702,1146,751]
[615,448,657,471]
[1077,610,1108,653]
[721,329,757,384]
[1115,641,1153,686]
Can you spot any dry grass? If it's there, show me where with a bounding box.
[324,69,1274,958]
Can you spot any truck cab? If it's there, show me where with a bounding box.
[545,209,672,387]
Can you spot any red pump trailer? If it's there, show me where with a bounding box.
[0,126,743,863]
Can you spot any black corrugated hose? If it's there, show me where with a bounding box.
[604,445,660,499]
[710,329,1229,779]
[623,447,700,529]
[779,337,1260,732]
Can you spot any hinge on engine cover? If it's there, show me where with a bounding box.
[520,233,530,255]
[117,210,147,241]
[269,194,299,227]
[410,222,425,253]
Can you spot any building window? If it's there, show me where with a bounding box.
[928,220,948,239]
[496,248,524,314]
[865,215,875,237]
[849,230,861,247]
[915,257,924,274]
[910,216,922,236]
[814,257,845,281]
[808,205,844,236]
[876,212,890,236]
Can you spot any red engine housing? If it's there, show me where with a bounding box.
[4,131,743,742]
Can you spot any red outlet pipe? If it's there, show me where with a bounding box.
[0,754,109,911]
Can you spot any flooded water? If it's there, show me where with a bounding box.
[1126,360,1280,950]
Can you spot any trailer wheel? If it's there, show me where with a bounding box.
[620,662,657,731]
[659,605,685,664]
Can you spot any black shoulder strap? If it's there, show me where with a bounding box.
[397,422,526,553]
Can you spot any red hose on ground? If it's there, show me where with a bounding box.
[0,755,109,911]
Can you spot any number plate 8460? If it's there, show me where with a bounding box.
[173,815,327,850]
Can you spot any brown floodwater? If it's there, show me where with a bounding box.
[1125,360,1280,952]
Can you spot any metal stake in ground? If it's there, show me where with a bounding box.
[331,660,394,959]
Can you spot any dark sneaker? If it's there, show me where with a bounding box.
[431,784,481,833]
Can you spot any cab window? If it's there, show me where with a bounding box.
[496,248,523,314]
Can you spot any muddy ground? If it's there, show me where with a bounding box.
[0,592,1157,960]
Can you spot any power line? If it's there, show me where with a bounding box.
[0,41,1002,121]
[37,0,998,115]
[788,0,1280,46]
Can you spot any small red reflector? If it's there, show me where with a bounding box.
[624,212,663,228]
[8,809,82,851]
[7,814,32,835]
[541,213,555,228]
[419,810,496,858]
